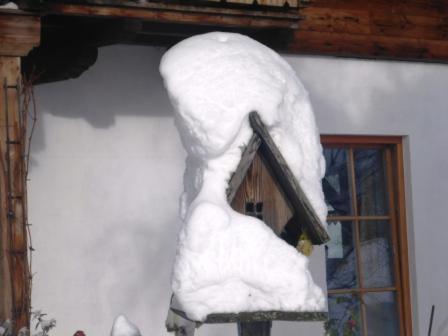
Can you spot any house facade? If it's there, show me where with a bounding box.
[1,1,448,335]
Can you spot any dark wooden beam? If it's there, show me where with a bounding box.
[18,0,300,29]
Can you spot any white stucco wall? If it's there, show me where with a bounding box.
[285,55,448,336]
[28,45,448,336]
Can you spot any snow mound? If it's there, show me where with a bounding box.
[0,2,19,10]
[160,32,327,321]
[110,315,141,336]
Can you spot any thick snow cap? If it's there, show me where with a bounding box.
[110,315,141,336]
[160,32,327,321]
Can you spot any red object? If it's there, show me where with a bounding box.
[73,331,86,336]
[348,319,356,330]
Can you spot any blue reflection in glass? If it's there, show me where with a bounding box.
[326,294,362,336]
[326,221,359,290]
[323,149,353,216]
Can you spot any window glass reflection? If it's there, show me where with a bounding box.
[364,292,399,336]
[326,221,358,289]
[360,220,395,288]
[354,149,389,216]
[323,149,353,216]
[327,294,362,336]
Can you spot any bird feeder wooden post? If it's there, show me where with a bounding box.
[0,9,40,333]
[166,112,329,336]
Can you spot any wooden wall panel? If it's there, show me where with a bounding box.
[231,152,294,235]
[290,0,448,62]
[289,30,448,60]
[297,7,371,35]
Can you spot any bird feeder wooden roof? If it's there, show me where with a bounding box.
[227,111,329,245]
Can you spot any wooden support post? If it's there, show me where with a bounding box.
[0,10,40,332]
[0,53,29,333]
[238,321,272,336]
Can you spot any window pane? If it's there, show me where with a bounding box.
[326,294,362,336]
[359,220,395,288]
[364,292,399,336]
[326,221,358,289]
[323,148,353,216]
[354,149,389,216]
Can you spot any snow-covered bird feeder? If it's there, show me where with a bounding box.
[160,32,330,336]
[166,112,329,336]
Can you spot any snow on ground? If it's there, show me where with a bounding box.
[111,315,141,336]
[160,32,327,321]
[0,2,19,9]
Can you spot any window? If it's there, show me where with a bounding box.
[321,136,411,336]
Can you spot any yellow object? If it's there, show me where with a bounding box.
[297,232,313,256]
